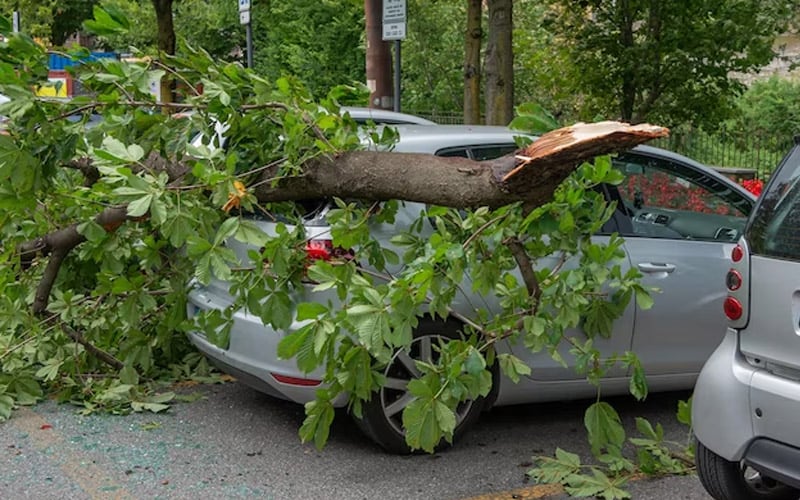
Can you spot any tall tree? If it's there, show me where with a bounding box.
[463,0,482,124]
[545,0,799,128]
[152,0,176,103]
[484,0,514,125]
[0,0,97,45]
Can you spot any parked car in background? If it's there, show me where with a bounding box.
[187,124,757,453]
[694,139,800,500]
[341,106,437,125]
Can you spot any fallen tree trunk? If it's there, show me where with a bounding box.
[18,121,668,315]
[255,122,668,208]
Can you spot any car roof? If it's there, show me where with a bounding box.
[383,124,529,154]
[341,107,437,126]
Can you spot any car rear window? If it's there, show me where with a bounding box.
[747,143,800,261]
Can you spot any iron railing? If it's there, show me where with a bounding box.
[408,110,791,179]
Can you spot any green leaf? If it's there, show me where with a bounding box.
[433,400,456,438]
[83,5,131,35]
[214,218,240,246]
[634,417,659,441]
[510,102,560,134]
[528,448,582,484]
[677,398,692,427]
[627,356,648,401]
[235,220,269,246]
[296,302,328,321]
[77,221,109,242]
[563,469,631,499]
[126,194,153,217]
[634,286,654,310]
[299,399,335,450]
[95,136,144,164]
[584,402,625,456]
[498,353,532,383]
[403,397,440,453]
[464,348,486,375]
[277,325,312,360]
[0,394,13,420]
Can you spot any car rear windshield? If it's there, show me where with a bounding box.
[747,143,800,261]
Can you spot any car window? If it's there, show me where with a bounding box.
[614,153,751,241]
[470,144,518,161]
[747,145,800,261]
[435,144,518,161]
[436,148,470,158]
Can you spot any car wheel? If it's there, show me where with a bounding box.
[354,319,490,454]
[696,440,800,500]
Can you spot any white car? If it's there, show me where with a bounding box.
[187,124,756,453]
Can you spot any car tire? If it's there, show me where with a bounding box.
[354,318,492,454]
[696,440,800,500]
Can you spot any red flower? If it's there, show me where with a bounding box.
[740,179,764,197]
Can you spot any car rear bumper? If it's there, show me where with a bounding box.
[186,285,346,407]
[693,327,800,488]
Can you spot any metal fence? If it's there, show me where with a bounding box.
[648,131,792,179]
[408,110,791,179]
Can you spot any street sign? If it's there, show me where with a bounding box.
[239,10,250,25]
[382,0,406,41]
[238,0,250,12]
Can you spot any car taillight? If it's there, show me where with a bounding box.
[305,239,333,261]
[731,244,744,263]
[271,373,321,386]
[725,269,742,291]
[724,296,743,321]
[304,239,355,262]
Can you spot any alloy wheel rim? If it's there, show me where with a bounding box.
[380,334,474,436]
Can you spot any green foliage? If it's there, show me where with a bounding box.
[0,11,665,491]
[529,399,695,498]
[0,0,98,46]
[543,0,798,128]
[252,0,366,101]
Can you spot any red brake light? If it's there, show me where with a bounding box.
[305,239,333,261]
[726,269,742,291]
[731,244,744,263]
[271,373,321,386]
[724,297,743,320]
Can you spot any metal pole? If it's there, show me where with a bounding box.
[12,11,20,32]
[246,22,254,69]
[393,40,401,112]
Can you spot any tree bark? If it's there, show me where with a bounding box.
[152,0,176,104]
[485,0,514,126]
[254,122,668,208]
[463,0,482,125]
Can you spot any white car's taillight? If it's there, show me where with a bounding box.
[725,241,750,327]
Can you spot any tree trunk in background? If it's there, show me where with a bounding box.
[484,0,513,125]
[463,0,482,124]
[365,0,393,109]
[152,0,176,104]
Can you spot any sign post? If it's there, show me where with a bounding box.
[382,0,406,112]
[238,0,253,68]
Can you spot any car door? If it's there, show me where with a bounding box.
[436,143,635,381]
[614,150,755,377]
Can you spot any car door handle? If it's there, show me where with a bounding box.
[637,262,676,274]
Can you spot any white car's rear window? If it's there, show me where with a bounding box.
[748,145,800,261]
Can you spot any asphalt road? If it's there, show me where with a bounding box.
[0,382,711,499]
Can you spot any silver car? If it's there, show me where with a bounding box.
[187,125,756,452]
[693,140,800,499]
